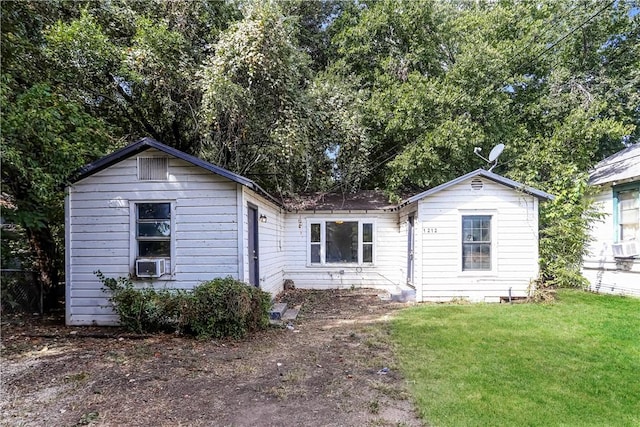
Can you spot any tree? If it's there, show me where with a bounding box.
[325,0,638,286]
[42,0,239,153]
[200,2,327,195]
[1,79,113,305]
[0,0,239,305]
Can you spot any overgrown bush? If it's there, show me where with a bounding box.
[186,277,272,339]
[96,272,271,339]
[96,271,189,333]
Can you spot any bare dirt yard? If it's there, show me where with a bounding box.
[1,289,423,427]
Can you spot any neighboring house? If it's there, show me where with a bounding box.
[65,138,553,325]
[583,143,640,297]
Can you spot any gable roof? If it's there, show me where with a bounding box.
[588,143,640,186]
[400,169,554,206]
[70,137,280,205]
[70,138,554,210]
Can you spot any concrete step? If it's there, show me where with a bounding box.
[390,288,416,303]
[281,307,299,321]
[269,302,288,321]
[269,303,300,325]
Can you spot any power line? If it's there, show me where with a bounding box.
[364,1,619,188]
[509,2,584,73]
[521,0,615,71]
[311,1,623,197]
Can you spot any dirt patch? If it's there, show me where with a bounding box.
[1,289,423,427]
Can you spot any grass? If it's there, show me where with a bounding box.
[392,289,640,426]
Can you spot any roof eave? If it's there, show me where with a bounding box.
[399,169,554,207]
[68,137,282,206]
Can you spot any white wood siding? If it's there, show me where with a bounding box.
[282,212,405,291]
[416,178,540,302]
[67,150,240,325]
[582,185,640,297]
[242,188,286,296]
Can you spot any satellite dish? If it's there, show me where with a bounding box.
[488,144,505,162]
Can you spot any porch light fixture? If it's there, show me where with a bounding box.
[259,214,267,223]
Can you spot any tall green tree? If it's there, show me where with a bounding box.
[0,0,238,303]
[42,0,239,153]
[200,2,328,195]
[326,0,638,286]
[1,79,113,303]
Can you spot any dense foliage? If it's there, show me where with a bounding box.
[2,0,639,294]
[97,272,271,338]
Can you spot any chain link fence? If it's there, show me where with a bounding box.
[1,269,42,314]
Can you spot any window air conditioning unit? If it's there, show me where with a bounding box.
[612,241,639,258]
[136,259,166,278]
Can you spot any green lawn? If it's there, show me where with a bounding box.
[392,290,640,426]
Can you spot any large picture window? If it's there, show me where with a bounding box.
[136,202,171,258]
[309,221,374,265]
[462,215,492,271]
[615,185,640,242]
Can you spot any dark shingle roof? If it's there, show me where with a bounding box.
[70,138,554,211]
[589,143,640,186]
[69,137,280,205]
[284,190,395,211]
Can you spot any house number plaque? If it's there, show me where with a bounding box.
[423,227,438,234]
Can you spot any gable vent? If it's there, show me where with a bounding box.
[138,157,168,181]
[470,178,484,190]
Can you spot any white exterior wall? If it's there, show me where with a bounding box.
[66,150,240,325]
[416,178,540,302]
[282,211,406,291]
[582,185,640,297]
[241,188,286,296]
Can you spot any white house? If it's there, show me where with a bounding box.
[582,143,640,297]
[65,138,553,325]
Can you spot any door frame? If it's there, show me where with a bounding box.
[407,214,415,285]
[247,204,260,287]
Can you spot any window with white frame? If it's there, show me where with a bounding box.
[309,220,374,264]
[136,202,172,259]
[615,185,640,242]
[462,215,492,271]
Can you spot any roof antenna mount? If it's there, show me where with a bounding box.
[473,144,504,172]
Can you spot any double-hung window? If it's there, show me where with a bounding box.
[309,220,374,265]
[462,215,492,271]
[614,184,640,242]
[136,202,172,259]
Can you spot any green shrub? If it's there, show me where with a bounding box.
[96,271,189,333]
[187,277,272,339]
[96,272,270,339]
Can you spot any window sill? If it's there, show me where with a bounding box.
[132,274,176,281]
[458,270,498,277]
[307,263,374,268]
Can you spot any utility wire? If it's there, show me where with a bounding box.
[520,0,615,71]
[509,1,584,72]
[309,0,622,198]
[367,1,617,185]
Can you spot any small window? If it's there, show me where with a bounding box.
[310,223,321,263]
[137,203,171,258]
[309,221,374,265]
[362,223,373,263]
[462,215,491,271]
[615,186,640,242]
[138,157,168,181]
